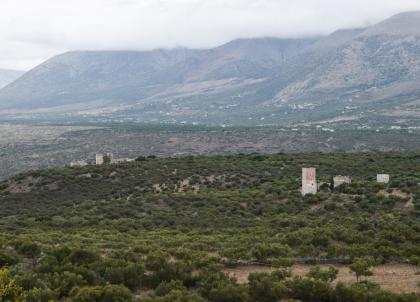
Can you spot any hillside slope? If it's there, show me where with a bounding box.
[271,12,420,113]
[0,153,418,300]
[1,152,419,216]
[0,69,23,89]
[0,38,315,111]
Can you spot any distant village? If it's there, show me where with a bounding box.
[302,167,390,196]
[69,153,135,168]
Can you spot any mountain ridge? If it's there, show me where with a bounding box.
[0,37,316,111]
[0,69,24,89]
[1,12,420,127]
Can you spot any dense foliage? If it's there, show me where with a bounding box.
[0,152,418,301]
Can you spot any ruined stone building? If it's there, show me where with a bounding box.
[377,174,390,184]
[333,175,351,188]
[105,152,114,163]
[70,160,88,167]
[302,168,317,196]
[94,152,135,165]
[111,158,135,164]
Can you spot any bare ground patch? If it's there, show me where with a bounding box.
[223,264,419,294]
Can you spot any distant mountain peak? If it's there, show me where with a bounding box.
[362,11,420,36]
[389,10,420,18]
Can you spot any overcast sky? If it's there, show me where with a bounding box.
[1,0,420,70]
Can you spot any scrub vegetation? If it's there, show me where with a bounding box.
[0,152,419,301]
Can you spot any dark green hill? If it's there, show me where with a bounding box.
[0,152,419,232]
[1,152,420,216]
[0,153,418,301]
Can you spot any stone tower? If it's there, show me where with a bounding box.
[302,168,317,196]
[95,154,104,165]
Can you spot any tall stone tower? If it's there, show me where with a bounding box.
[96,154,104,165]
[302,168,317,196]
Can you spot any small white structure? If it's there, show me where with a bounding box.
[302,168,317,196]
[70,160,88,167]
[111,158,135,164]
[95,154,104,165]
[377,174,390,184]
[333,176,351,188]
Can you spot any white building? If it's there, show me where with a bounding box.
[377,174,390,184]
[70,160,88,167]
[111,158,135,164]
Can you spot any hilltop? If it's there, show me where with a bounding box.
[1,152,419,214]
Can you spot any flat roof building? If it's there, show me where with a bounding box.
[377,174,390,184]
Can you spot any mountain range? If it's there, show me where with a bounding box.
[0,69,23,89]
[1,11,420,127]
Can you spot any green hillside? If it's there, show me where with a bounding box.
[0,153,419,301]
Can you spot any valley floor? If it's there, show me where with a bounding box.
[2,123,420,181]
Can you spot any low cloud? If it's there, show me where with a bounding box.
[1,0,420,70]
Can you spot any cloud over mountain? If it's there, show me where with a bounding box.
[2,0,420,70]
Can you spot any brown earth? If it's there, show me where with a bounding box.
[223,264,419,294]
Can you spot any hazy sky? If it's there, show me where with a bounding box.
[1,0,420,70]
